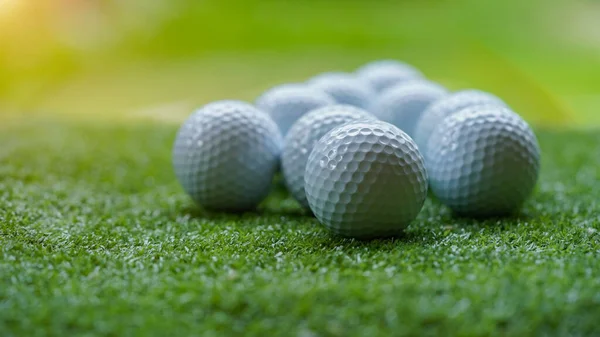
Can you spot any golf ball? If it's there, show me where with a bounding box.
[356,60,424,93]
[255,84,335,136]
[370,80,448,138]
[173,100,282,211]
[304,120,428,239]
[413,89,506,154]
[426,106,540,217]
[307,72,375,109]
[282,105,375,209]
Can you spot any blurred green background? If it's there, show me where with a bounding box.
[1,0,599,126]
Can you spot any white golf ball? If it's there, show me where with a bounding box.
[172,100,282,211]
[426,106,540,217]
[307,72,375,109]
[282,105,375,209]
[370,80,448,137]
[304,120,428,239]
[356,60,424,93]
[413,89,506,153]
[255,84,335,136]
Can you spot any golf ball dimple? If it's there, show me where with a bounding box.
[307,72,375,109]
[413,89,507,154]
[255,84,335,136]
[304,120,428,239]
[371,80,448,137]
[426,106,540,217]
[356,60,424,93]
[282,105,375,209]
[172,100,282,211]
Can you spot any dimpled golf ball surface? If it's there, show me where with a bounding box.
[305,120,428,239]
[173,100,282,211]
[356,60,424,93]
[307,72,375,109]
[413,89,506,152]
[255,84,335,135]
[282,105,375,209]
[371,80,447,137]
[427,106,540,217]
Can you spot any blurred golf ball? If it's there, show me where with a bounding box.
[356,60,424,93]
[307,72,375,109]
[173,100,282,211]
[255,84,335,136]
[426,106,540,217]
[304,120,428,239]
[413,89,506,154]
[371,80,448,137]
[282,105,375,209]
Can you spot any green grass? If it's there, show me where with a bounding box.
[1,1,600,334]
[1,116,600,336]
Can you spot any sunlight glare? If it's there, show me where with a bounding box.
[0,0,21,17]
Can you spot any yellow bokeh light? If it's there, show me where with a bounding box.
[0,0,22,16]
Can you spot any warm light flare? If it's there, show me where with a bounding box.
[0,0,22,16]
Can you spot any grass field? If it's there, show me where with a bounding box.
[2,0,600,335]
[1,115,600,336]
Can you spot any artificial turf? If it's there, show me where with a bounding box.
[1,116,600,336]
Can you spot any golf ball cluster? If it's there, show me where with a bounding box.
[173,59,541,239]
[282,105,375,209]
